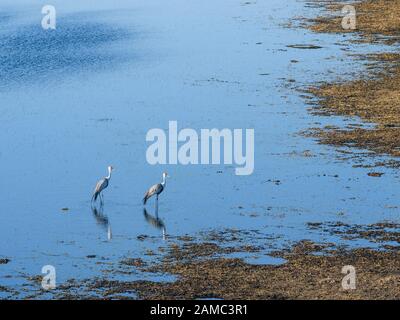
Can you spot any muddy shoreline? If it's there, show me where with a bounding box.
[72,223,400,300]
[305,0,400,166]
[1,222,397,300]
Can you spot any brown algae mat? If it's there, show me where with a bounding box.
[13,223,399,300]
[307,53,400,158]
[304,1,400,163]
[309,0,400,44]
[88,241,400,300]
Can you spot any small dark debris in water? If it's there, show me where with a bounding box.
[302,150,314,157]
[368,172,384,177]
[86,255,96,259]
[137,234,148,241]
[0,258,10,264]
[177,235,195,242]
[96,118,113,122]
[61,208,69,212]
[286,44,323,49]
[27,275,42,283]
[0,285,13,293]
[265,179,281,185]
[217,170,223,173]
[347,123,364,128]
[256,42,262,45]
[290,59,299,63]
[145,250,155,256]
[259,73,269,76]
[120,258,144,267]
[307,222,323,229]
[383,124,400,128]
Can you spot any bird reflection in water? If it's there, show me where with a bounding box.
[92,205,112,241]
[143,208,166,240]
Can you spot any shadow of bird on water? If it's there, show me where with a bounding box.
[92,205,112,241]
[143,208,166,240]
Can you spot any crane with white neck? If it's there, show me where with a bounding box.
[91,165,114,205]
[143,172,169,209]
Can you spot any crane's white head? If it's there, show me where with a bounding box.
[108,165,114,172]
[162,172,170,179]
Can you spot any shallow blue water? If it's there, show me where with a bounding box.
[0,0,398,298]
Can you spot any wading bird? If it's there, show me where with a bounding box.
[143,172,169,208]
[92,166,114,205]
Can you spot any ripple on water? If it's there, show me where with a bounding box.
[0,13,133,88]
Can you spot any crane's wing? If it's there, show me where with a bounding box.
[143,183,163,204]
[92,178,108,200]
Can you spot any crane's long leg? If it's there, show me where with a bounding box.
[107,225,112,241]
[155,195,159,218]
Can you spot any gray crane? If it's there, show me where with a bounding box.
[143,172,169,208]
[92,165,114,205]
